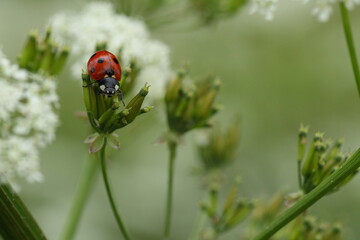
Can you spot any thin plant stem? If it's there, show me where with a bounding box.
[253,148,360,240]
[163,140,178,240]
[0,184,46,240]
[100,137,132,240]
[297,161,302,190]
[190,208,207,240]
[59,155,99,240]
[339,2,360,97]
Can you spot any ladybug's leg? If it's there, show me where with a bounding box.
[82,81,97,87]
[118,90,125,106]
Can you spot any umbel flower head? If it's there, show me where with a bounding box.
[297,125,355,194]
[49,1,172,100]
[247,193,343,240]
[165,69,222,136]
[196,119,240,171]
[200,179,253,238]
[82,63,152,153]
[0,30,68,190]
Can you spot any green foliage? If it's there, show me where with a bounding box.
[189,0,247,24]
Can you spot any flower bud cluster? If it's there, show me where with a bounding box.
[286,215,342,240]
[82,73,152,152]
[196,120,240,171]
[247,193,343,240]
[190,0,247,24]
[200,180,253,239]
[165,70,221,136]
[0,30,68,190]
[17,29,69,76]
[297,125,355,194]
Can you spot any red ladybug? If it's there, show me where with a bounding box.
[86,50,122,97]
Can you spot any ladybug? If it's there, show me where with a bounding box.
[85,50,123,98]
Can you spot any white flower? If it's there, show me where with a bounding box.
[343,0,360,9]
[49,2,172,100]
[302,0,360,22]
[311,0,337,22]
[249,0,278,21]
[0,50,59,190]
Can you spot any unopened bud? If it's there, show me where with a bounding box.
[298,124,309,163]
[18,31,38,69]
[195,78,221,119]
[51,47,69,75]
[139,106,154,115]
[125,84,149,124]
[165,72,183,102]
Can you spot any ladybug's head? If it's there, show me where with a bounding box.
[98,77,120,96]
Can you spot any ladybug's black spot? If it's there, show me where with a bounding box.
[97,58,105,63]
[90,67,95,73]
[90,53,97,59]
[113,58,119,64]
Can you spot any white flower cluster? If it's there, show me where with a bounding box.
[305,0,360,22]
[49,2,172,99]
[249,0,360,22]
[249,0,278,21]
[0,50,59,190]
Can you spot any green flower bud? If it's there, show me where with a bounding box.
[224,200,253,231]
[298,124,309,163]
[39,44,55,74]
[124,83,149,124]
[139,106,154,115]
[302,139,319,178]
[197,119,240,171]
[120,61,140,95]
[17,31,38,69]
[51,47,69,75]
[165,72,184,103]
[195,77,221,120]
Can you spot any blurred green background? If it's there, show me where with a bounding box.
[1,0,360,239]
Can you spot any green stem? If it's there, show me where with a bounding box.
[163,140,178,240]
[190,208,207,240]
[0,184,46,240]
[253,148,360,240]
[297,161,302,190]
[339,2,360,97]
[100,137,132,240]
[59,155,99,240]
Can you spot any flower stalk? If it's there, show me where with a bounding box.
[59,155,99,240]
[163,70,222,239]
[164,139,178,240]
[100,137,131,240]
[339,1,360,98]
[253,148,360,240]
[74,61,151,239]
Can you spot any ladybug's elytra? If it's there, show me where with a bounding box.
[86,50,122,97]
